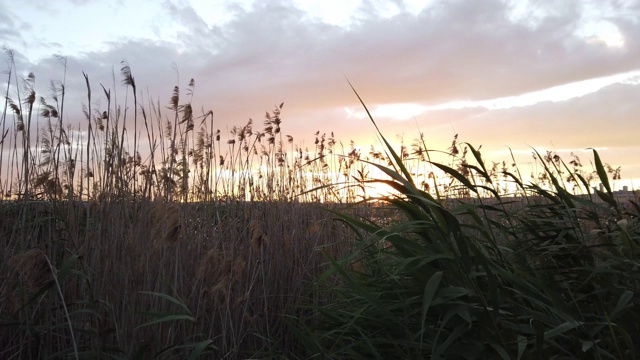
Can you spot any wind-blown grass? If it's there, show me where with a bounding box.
[296,87,640,360]
[0,52,372,358]
[1,51,638,359]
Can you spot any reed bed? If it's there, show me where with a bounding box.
[1,52,639,359]
[295,88,640,359]
[0,53,379,359]
[1,198,371,359]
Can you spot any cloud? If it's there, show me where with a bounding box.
[2,0,639,178]
[0,3,21,46]
[177,0,640,109]
[479,82,640,148]
[433,81,640,178]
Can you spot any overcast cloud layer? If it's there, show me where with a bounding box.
[1,0,640,182]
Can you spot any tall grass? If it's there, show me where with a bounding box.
[0,56,379,203]
[1,51,638,359]
[296,87,640,359]
[0,52,376,358]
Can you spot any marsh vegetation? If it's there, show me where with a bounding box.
[1,53,639,359]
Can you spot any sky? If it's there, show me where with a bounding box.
[1,0,640,188]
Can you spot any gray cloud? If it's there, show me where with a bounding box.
[424,81,640,180]
[2,0,639,177]
[0,2,21,46]
[469,82,640,148]
[173,0,640,109]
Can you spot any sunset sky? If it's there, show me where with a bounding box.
[1,0,639,187]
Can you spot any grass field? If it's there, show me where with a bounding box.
[1,55,639,359]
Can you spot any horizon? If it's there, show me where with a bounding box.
[1,0,639,193]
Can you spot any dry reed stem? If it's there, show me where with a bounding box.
[197,249,222,280]
[151,201,182,248]
[5,249,51,312]
[250,219,267,251]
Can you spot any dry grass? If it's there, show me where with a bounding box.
[1,51,634,358]
[0,199,365,358]
[0,51,386,357]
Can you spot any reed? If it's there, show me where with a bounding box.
[1,52,637,359]
[0,53,366,358]
[295,86,640,359]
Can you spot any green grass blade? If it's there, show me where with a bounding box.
[346,79,414,185]
[135,314,195,330]
[429,162,478,194]
[420,271,443,344]
[139,291,192,315]
[591,149,612,194]
[187,340,216,360]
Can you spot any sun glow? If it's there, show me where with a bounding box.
[361,181,400,200]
